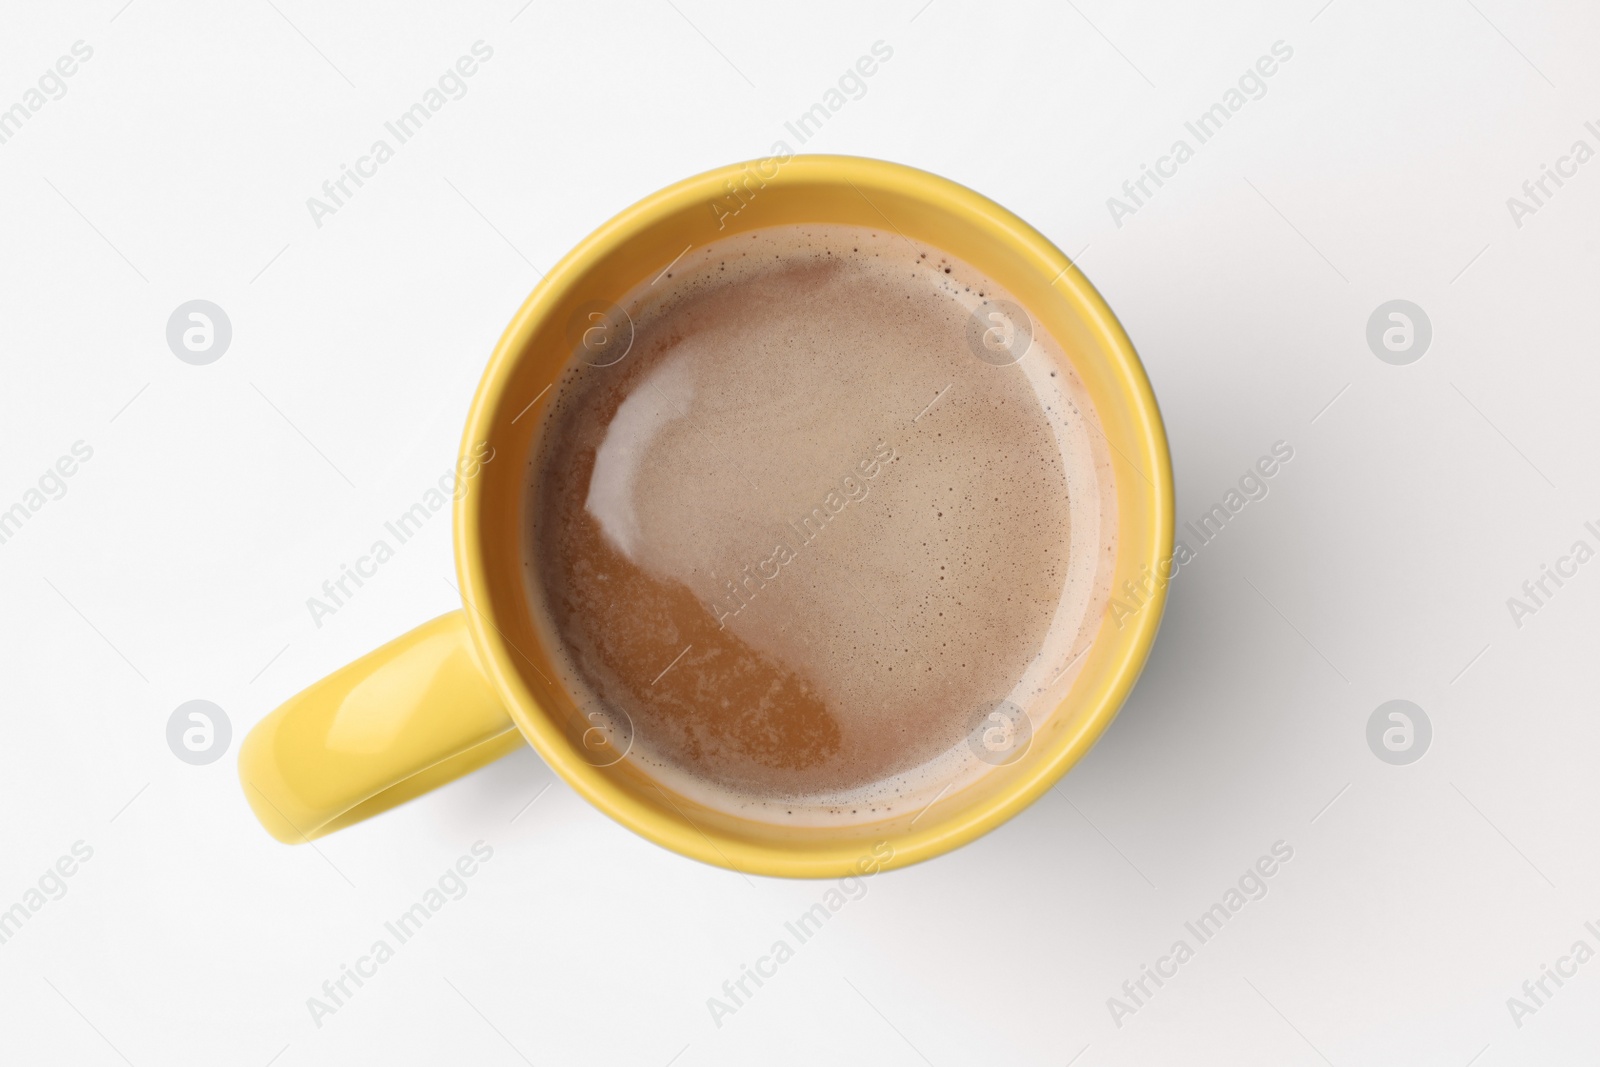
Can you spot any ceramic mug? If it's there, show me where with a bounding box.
[237,155,1174,878]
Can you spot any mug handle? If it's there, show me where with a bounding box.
[238,611,524,842]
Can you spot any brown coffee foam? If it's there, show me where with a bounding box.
[526,225,1116,812]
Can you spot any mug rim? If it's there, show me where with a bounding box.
[455,154,1174,877]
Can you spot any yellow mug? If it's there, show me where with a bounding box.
[238,155,1173,878]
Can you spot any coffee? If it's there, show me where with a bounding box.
[524,224,1116,821]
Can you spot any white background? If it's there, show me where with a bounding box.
[3,0,1599,1063]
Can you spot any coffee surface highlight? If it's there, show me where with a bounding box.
[524,224,1116,820]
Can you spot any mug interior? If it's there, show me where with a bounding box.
[455,155,1173,877]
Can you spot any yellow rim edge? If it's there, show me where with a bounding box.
[455,155,1174,878]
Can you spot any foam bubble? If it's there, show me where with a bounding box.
[524,224,1117,824]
